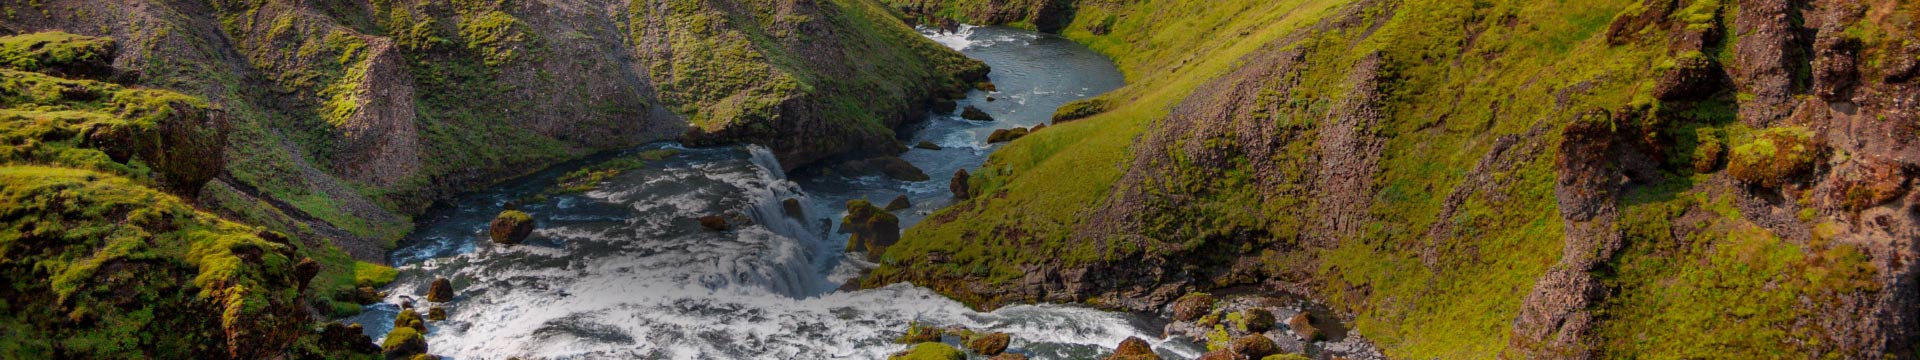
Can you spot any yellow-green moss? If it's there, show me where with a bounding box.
[888,342,966,360]
[1727,126,1819,187]
[0,31,114,74]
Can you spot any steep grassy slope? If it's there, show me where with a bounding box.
[873,0,1920,358]
[0,40,373,358]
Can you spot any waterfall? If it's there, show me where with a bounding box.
[740,145,832,296]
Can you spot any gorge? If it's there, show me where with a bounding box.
[3,0,1919,359]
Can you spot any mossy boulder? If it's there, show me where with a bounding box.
[380,326,429,359]
[886,195,913,211]
[319,322,381,354]
[1238,308,1275,333]
[1287,313,1321,341]
[1051,98,1108,124]
[1104,336,1160,360]
[427,307,447,321]
[489,210,535,245]
[1230,335,1279,359]
[890,342,966,360]
[0,32,117,79]
[967,332,1011,356]
[975,81,998,92]
[1728,126,1821,187]
[394,309,424,329]
[962,106,995,121]
[841,199,902,261]
[896,323,944,344]
[426,277,454,302]
[1170,293,1216,321]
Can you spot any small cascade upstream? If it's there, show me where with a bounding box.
[360,26,1179,359]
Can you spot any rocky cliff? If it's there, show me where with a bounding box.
[871,0,1920,357]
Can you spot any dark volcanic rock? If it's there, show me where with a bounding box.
[916,141,944,150]
[838,157,932,182]
[1287,313,1320,341]
[986,128,1029,143]
[1170,293,1215,321]
[1653,54,1723,101]
[962,106,995,121]
[427,306,447,321]
[1240,308,1276,333]
[967,332,1011,356]
[1230,335,1279,359]
[783,198,806,219]
[295,257,322,291]
[886,195,913,211]
[699,215,731,231]
[319,322,380,355]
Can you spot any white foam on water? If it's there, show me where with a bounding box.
[922,24,979,50]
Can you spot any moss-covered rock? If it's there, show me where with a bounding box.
[1170,293,1216,321]
[896,322,944,344]
[1238,308,1275,333]
[1104,336,1160,360]
[380,326,428,359]
[394,309,423,330]
[985,127,1029,143]
[427,307,447,321]
[841,199,902,261]
[0,32,116,78]
[1230,335,1279,359]
[488,210,535,245]
[890,342,966,360]
[1728,126,1821,187]
[1286,313,1320,341]
[967,332,1011,356]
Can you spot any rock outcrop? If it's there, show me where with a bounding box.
[426,278,454,303]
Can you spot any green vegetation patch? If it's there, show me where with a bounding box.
[0,166,306,358]
[1727,126,1819,187]
[0,31,115,75]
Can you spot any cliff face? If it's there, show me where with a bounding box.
[873,0,1920,358]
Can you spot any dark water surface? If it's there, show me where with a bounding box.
[351,26,1193,359]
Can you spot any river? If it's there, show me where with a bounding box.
[346,26,1190,359]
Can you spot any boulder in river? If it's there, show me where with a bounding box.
[783,198,806,219]
[975,81,998,92]
[837,157,931,182]
[426,277,454,302]
[380,326,429,359]
[961,106,994,121]
[950,169,971,200]
[890,342,965,360]
[886,195,912,211]
[915,141,943,150]
[698,215,730,231]
[427,306,447,321]
[393,309,422,329]
[989,354,1029,360]
[489,210,535,245]
[967,332,1011,356]
[1104,336,1159,360]
[896,323,944,344]
[840,199,901,261]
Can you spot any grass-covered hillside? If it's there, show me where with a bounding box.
[871,0,1920,358]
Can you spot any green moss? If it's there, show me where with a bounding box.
[1727,126,1819,187]
[888,342,966,360]
[380,326,423,350]
[0,32,114,74]
[352,261,398,287]
[0,166,304,358]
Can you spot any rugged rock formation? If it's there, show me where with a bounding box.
[962,105,995,121]
[887,195,914,211]
[950,169,972,199]
[838,156,933,181]
[967,332,1011,356]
